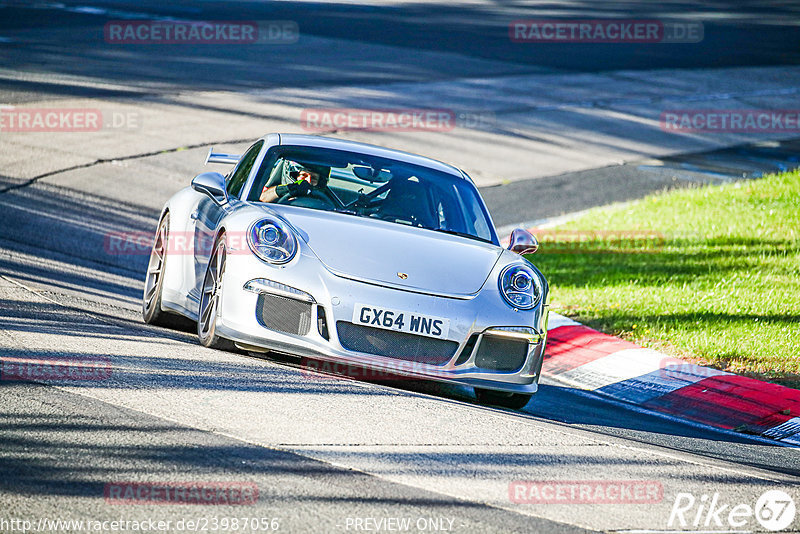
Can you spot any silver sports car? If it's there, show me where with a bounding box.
[143,134,548,409]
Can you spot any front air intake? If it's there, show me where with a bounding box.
[474,335,528,372]
[256,293,312,336]
[336,321,457,365]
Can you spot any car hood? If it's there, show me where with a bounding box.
[265,206,503,297]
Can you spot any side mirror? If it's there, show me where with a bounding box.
[191,172,228,204]
[508,228,539,255]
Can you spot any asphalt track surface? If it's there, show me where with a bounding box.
[1,1,800,532]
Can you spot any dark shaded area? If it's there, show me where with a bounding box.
[1,3,799,514]
[198,0,800,71]
[0,382,590,533]
[11,0,800,71]
[2,0,800,103]
[482,137,800,227]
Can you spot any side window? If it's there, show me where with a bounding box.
[226,141,263,198]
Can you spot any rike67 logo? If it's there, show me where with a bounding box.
[669,490,796,532]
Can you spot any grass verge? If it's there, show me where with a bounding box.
[526,169,800,388]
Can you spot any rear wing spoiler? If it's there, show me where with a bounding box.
[205,147,240,165]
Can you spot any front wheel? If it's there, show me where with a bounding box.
[197,236,237,351]
[475,388,532,410]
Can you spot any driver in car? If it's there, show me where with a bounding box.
[259,162,330,203]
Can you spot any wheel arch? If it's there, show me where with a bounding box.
[156,187,206,319]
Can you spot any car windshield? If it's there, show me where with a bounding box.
[250,145,497,244]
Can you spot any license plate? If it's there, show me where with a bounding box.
[352,304,450,339]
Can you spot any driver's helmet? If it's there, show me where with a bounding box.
[283,160,330,189]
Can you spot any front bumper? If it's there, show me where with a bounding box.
[216,248,548,394]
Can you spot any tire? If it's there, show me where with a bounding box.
[142,215,170,325]
[475,388,532,410]
[197,235,237,351]
[142,214,186,327]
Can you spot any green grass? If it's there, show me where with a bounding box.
[526,169,800,387]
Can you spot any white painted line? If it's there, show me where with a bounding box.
[559,348,672,391]
[66,6,107,15]
[542,373,800,450]
[762,417,800,440]
[598,361,730,404]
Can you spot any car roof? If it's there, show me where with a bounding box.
[274,134,466,179]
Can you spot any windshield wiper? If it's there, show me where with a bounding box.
[431,228,492,244]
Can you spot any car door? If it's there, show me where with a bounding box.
[189,141,264,304]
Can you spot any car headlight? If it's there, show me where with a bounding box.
[499,264,542,310]
[247,217,297,264]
